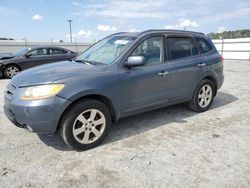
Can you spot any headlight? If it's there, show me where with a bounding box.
[20,84,65,100]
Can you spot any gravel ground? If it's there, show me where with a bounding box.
[0,60,249,188]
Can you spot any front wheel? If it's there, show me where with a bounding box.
[59,99,111,151]
[3,64,21,79]
[189,79,215,112]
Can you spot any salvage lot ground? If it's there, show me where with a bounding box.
[0,60,249,188]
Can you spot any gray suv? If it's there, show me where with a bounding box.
[4,30,224,150]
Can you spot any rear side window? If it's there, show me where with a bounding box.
[195,38,213,53]
[49,49,67,55]
[166,37,199,60]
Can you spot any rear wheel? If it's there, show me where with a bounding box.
[189,79,215,112]
[59,99,111,151]
[4,65,21,79]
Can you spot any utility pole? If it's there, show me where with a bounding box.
[220,36,224,56]
[67,20,73,43]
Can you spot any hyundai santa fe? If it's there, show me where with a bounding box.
[4,30,224,150]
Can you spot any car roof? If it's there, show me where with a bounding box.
[110,29,205,38]
[26,46,72,51]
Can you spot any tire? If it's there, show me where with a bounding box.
[189,79,215,112]
[3,64,21,79]
[59,99,112,151]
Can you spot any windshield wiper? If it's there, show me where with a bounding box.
[74,59,93,65]
[74,59,104,65]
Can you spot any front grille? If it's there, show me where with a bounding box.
[5,82,17,100]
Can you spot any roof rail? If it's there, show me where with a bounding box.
[138,29,205,36]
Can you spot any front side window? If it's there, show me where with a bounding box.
[131,37,163,65]
[167,37,199,60]
[195,38,213,53]
[27,48,47,56]
[76,36,135,65]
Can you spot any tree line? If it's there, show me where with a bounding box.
[208,29,250,39]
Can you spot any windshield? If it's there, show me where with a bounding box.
[76,36,135,65]
[14,48,30,57]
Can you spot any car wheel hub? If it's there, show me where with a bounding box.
[198,84,212,108]
[72,109,106,144]
[6,66,19,78]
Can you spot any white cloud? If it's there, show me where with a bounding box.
[179,18,199,29]
[128,28,140,32]
[72,1,81,6]
[66,30,92,39]
[66,33,77,39]
[218,27,226,33]
[97,25,117,32]
[164,18,199,30]
[32,14,43,20]
[78,30,92,38]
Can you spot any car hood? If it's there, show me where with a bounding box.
[12,61,108,87]
[0,56,24,65]
[0,55,14,60]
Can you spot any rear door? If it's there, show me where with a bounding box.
[47,48,71,62]
[165,35,205,101]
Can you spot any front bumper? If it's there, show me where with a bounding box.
[4,85,71,134]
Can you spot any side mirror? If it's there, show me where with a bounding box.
[125,56,145,68]
[24,54,31,58]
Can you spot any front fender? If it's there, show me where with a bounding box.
[55,75,122,120]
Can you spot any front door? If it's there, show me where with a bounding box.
[22,48,50,69]
[120,36,171,116]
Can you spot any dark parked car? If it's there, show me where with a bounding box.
[4,30,224,150]
[0,46,77,78]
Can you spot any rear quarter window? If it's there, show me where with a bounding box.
[195,38,213,53]
[49,49,67,55]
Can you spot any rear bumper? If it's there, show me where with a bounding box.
[217,73,224,90]
[0,64,3,78]
[4,95,71,134]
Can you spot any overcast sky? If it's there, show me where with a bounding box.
[0,0,249,42]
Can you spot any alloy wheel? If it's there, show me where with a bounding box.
[6,66,20,78]
[72,109,106,144]
[198,84,212,108]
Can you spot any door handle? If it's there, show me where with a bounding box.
[158,71,169,76]
[197,63,206,67]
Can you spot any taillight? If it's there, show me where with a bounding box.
[220,56,224,64]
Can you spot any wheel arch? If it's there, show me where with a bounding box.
[57,94,117,131]
[3,63,23,71]
[192,74,218,99]
[2,63,22,78]
[2,62,23,73]
[202,75,218,96]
